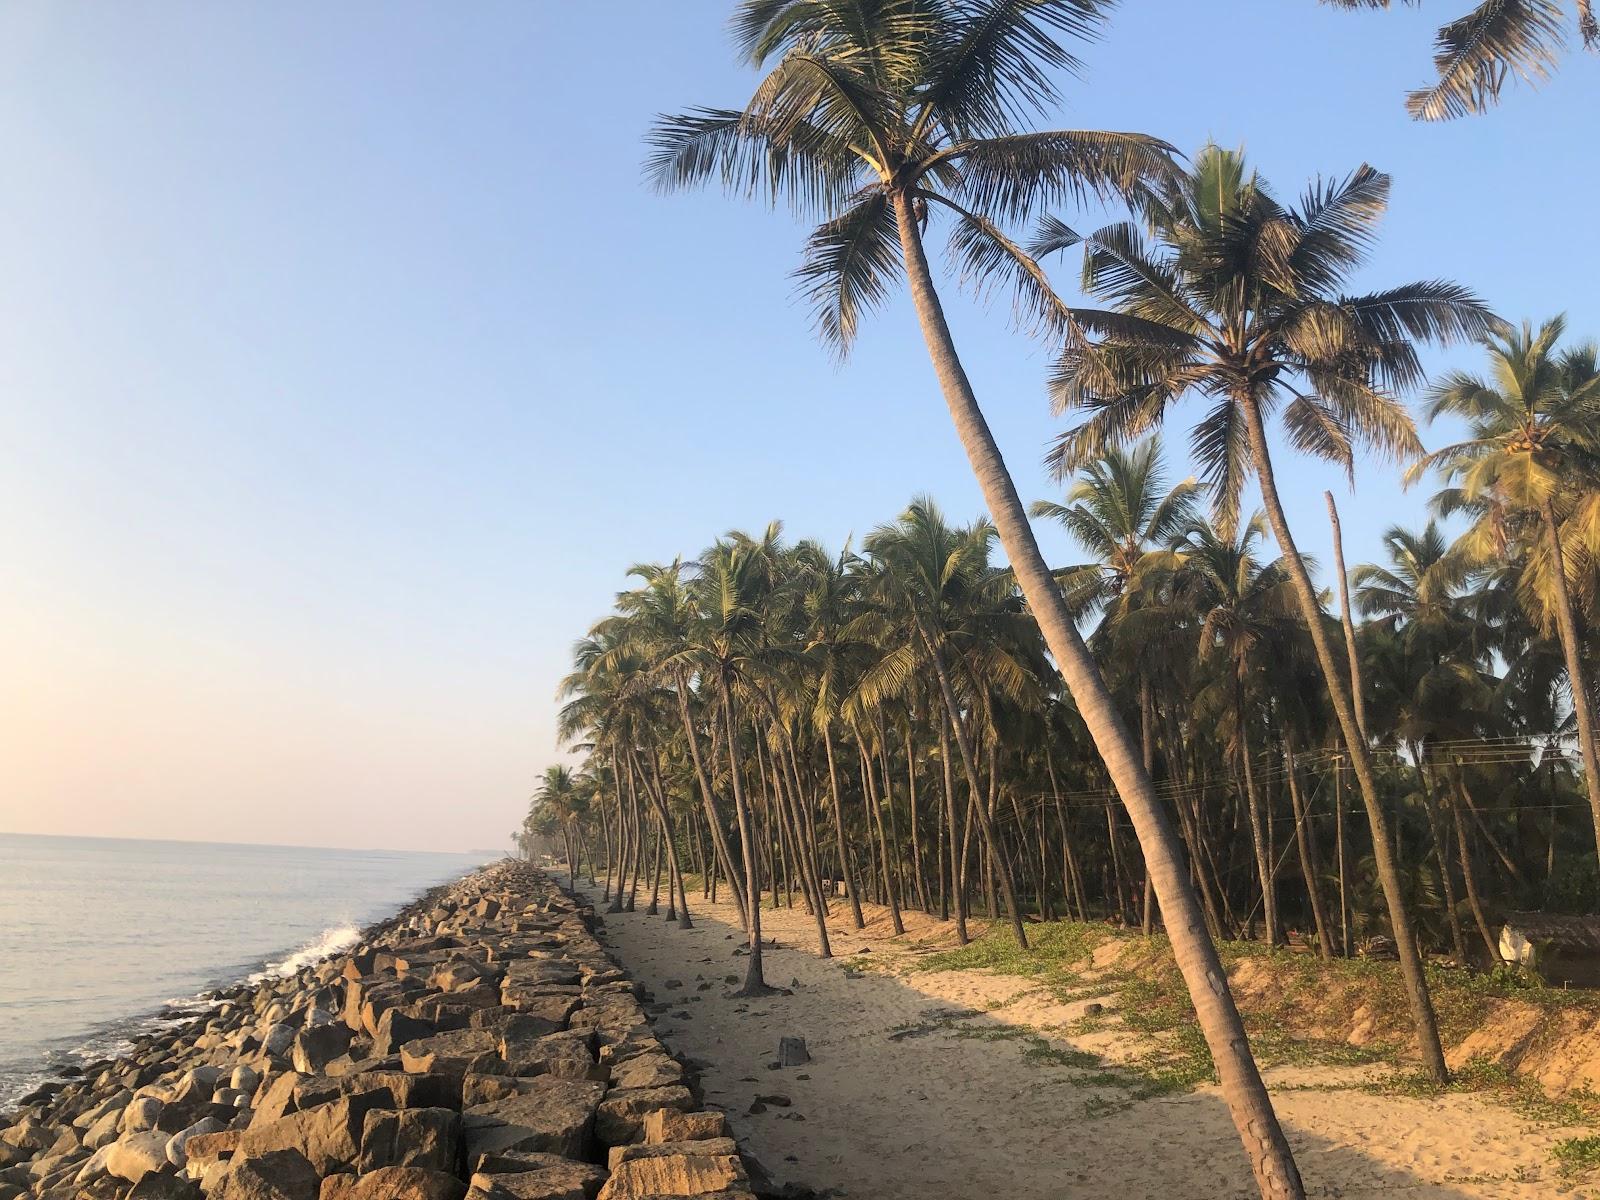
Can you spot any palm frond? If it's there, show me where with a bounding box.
[796,188,903,354]
[934,191,1075,339]
[949,130,1180,223]
[644,106,861,216]
[1406,0,1567,120]
[919,0,1110,137]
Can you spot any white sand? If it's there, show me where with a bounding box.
[577,876,1594,1199]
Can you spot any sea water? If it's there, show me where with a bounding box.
[0,833,488,1108]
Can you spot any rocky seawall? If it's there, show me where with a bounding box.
[0,861,759,1200]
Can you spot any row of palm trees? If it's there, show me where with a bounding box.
[545,4,1591,1195]
[535,312,1600,1169]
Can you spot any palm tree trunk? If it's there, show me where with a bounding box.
[643,747,694,929]
[1236,676,1278,946]
[935,707,968,941]
[1286,743,1334,961]
[1449,763,1499,963]
[906,726,932,913]
[893,191,1303,1200]
[1335,756,1351,956]
[923,631,1028,947]
[1540,498,1600,871]
[606,747,628,913]
[1414,746,1466,964]
[720,676,774,996]
[1238,389,1446,1083]
[822,722,868,929]
[673,678,747,923]
[1325,493,1370,741]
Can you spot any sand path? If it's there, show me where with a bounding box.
[577,877,1590,1199]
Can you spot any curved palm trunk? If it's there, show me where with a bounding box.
[1238,390,1447,1083]
[1540,498,1600,870]
[893,192,1303,1200]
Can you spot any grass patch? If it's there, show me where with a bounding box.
[913,920,1111,977]
[1554,1135,1600,1177]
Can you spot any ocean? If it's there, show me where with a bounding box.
[0,833,489,1109]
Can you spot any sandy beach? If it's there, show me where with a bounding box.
[582,879,1592,1200]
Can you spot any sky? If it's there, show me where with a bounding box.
[0,2,1595,854]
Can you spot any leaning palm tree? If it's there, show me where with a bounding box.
[1409,317,1600,869]
[1043,143,1501,1082]
[1323,0,1596,120]
[647,6,1302,1194]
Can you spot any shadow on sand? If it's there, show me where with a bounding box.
[569,875,1571,1200]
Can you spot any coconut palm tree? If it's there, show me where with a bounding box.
[1174,515,1302,946]
[1410,317,1600,870]
[1043,143,1501,1082]
[684,534,787,995]
[1322,0,1596,119]
[1031,436,1199,615]
[856,500,1034,947]
[647,8,1303,1192]
[534,765,582,889]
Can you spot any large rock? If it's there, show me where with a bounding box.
[84,1106,126,1150]
[319,1166,467,1200]
[72,1090,132,1131]
[462,1078,604,1163]
[606,1054,681,1092]
[595,1140,747,1200]
[464,1157,607,1199]
[430,960,485,993]
[349,1070,461,1112]
[292,1024,354,1074]
[592,1087,694,1147]
[495,993,577,1035]
[105,1131,172,1184]
[640,1110,726,1145]
[180,1128,243,1176]
[374,1009,436,1058]
[401,1029,504,1075]
[128,1173,204,1199]
[121,1096,166,1134]
[357,1107,460,1173]
[233,1091,389,1174]
[166,1117,226,1168]
[499,1028,595,1080]
[260,1024,298,1059]
[213,1148,320,1200]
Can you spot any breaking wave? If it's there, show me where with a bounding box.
[249,924,362,983]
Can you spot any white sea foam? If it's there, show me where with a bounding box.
[248,924,362,983]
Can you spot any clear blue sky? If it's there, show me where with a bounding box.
[0,2,1594,852]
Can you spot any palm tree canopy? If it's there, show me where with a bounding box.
[1042,144,1502,533]
[646,0,1180,355]
[1322,0,1596,120]
[1411,316,1600,630]
[1031,435,1198,613]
